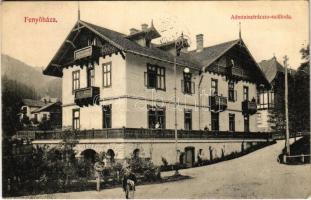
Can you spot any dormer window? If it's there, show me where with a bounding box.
[126,21,161,48]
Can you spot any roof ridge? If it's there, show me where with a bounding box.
[189,39,239,53]
[80,20,127,37]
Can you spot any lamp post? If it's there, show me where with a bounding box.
[283,55,290,156]
[174,33,189,175]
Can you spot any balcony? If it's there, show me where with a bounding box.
[209,95,227,112]
[74,86,100,107]
[16,128,274,141]
[242,100,257,115]
[74,45,101,61]
[226,67,249,80]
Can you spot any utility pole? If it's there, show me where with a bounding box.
[174,33,190,175]
[283,55,290,155]
[173,55,179,175]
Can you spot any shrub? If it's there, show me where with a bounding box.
[161,157,168,167]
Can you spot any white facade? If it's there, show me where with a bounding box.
[61,52,258,132]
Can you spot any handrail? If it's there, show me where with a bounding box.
[16,128,274,141]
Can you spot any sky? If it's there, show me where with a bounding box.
[1,1,309,69]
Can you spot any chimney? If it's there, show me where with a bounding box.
[196,34,204,52]
[141,23,148,31]
[129,28,139,35]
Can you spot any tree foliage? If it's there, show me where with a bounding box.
[294,45,310,132]
[2,75,39,138]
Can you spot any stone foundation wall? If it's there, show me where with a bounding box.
[33,139,265,166]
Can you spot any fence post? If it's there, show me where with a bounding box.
[301,154,305,163]
[283,154,287,163]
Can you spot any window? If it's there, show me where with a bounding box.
[184,109,192,130]
[243,86,249,101]
[72,70,80,92]
[211,112,219,131]
[211,79,218,95]
[103,105,111,128]
[148,106,165,129]
[145,64,165,90]
[182,73,195,94]
[228,81,236,102]
[244,115,249,132]
[269,91,275,108]
[43,114,47,120]
[103,62,112,87]
[72,109,80,130]
[87,63,95,87]
[258,90,275,109]
[229,114,235,132]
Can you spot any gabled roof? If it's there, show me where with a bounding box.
[258,57,285,83]
[32,102,61,113]
[125,22,161,40]
[43,20,269,86]
[189,39,270,86]
[81,21,200,69]
[188,39,240,69]
[22,99,46,107]
[44,20,201,77]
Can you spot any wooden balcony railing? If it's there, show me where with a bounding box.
[209,95,227,112]
[242,100,257,115]
[74,45,101,61]
[226,66,251,81]
[16,128,274,141]
[74,86,100,107]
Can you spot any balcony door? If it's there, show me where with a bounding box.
[87,63,95,87]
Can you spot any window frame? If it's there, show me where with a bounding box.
[87,63,95,87]
[228,81,236,102]
[211,79,218,96]
[211,112,219,131]
[257,89,275,109]
[229,113,235,132]
[72,108,80,130]
[147,105,166,129]
[183,72,194,95]
[102,62,112,88]
[244,115,250,132]
[243,86,249,101]
[102,105,112,128]
[72,70,80,93]
[145,64,166,91]
[184,109,192,130]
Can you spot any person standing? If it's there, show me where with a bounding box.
[122,163,137,199]
[94,159,105,191]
